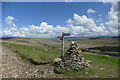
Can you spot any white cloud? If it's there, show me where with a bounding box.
[13,23,16,27]
[5,16,16,27]
[87,9,96,13]
[96,20,99,22]
[0,25,1,37]
[2,2,118,38]
[99,14,102,17]
[2,27,23,37]
[54,25,69,33]
[65,0,72,2]
[73,13,97,30]
[96,14,102,23]
[0,31,2,37]
[66,13,109,36]
[105,2,118,29]
[99,0,119,3]
[2,21,60,38]
[2,12,118,38]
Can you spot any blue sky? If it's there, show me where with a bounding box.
[1,2,118,38]
[2,2,112,28]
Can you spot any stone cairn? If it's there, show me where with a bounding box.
[55,41,91,71]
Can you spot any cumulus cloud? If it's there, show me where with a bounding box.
[96,14,102,23]
[99,0,119,3]
[0,25,1,37]
[105,2,118,29]
[2,2,118,38]
[54,25,69,33]
[65,0,72,2]
[66,13,109,36]
[2,27,22,37]
[99,14,102,17]
[96,18,102,23]
[0,30,2,37]
[103,2,118,36]
[5,16,16,27]
[2,20,67,38]
[87,9,96,13]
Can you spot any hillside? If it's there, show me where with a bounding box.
[2,37,119,56]
[1,37,119,78]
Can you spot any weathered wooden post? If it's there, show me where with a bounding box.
[57,32,70,58]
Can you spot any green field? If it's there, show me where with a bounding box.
[88,46,120,52]
[2,41,119,78]
[2,42,61,64]
[81,46,120,57]
[55,53,119,78]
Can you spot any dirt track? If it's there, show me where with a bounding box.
[1,46,62,78]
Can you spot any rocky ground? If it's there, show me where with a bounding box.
[1,46,62,78]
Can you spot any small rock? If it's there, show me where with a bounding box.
[54,58,61,62]
[53,75,56,78]
[43,75,45,78]
[85,72,88,75]
[1,68,4,71]
[110,75,114,77]
[9,72,12,75]
[94,75,98,78]
[44,71,47,74]
[26,71,28,74]
[100,68,104,71]
[86,60,92,63]
[34,73,37,77]
[34,69,38,73]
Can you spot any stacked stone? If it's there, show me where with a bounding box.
[57,41,91,71]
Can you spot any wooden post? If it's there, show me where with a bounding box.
[57,32,70,58]
[61,32,64,58]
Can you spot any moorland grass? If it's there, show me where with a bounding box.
[2,42,119,78]
[57,53,119,78]
[2,42,60,64]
